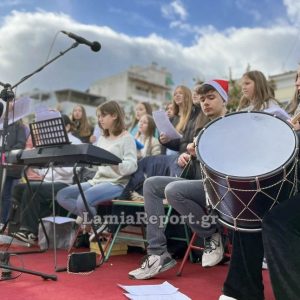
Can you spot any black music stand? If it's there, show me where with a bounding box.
[15,116,71,255]
[29,117,105,271]
[29,117,70,271]
[30,117,70,148]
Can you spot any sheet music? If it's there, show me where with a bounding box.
[153,110,182,140]
[35,105,61,121]
[0,97,32,129]
[264,106,290,121]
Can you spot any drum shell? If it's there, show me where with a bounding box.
[197,111,299,231]
[202,158,297,230]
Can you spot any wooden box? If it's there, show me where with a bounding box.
[90,240,128,256]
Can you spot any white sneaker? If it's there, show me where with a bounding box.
[75,216,83,225]
[202,232,224,267]
[13,231,38,244]
[128,252,177,280]
[219,295,238,300]
[88,222,108,242]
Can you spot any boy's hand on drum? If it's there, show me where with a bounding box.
[178,153,190,167]
[159,132,171,144]
[288,119,300,131]
[294,122,300,131]
[187,141,196,156]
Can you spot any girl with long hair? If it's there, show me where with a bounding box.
[129,102,153,137]
[71,104,93,143]
[57,101,137,234]
[136,114,161,158]
[238,70,279,111]
[160,85,195,154]
[286,67,300,116]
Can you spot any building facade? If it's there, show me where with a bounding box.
[269,70,296,105]
[88,62,173,108]
[21,88,106,123]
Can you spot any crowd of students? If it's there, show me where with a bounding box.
[0,68,300,299]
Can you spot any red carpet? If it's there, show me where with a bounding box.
[1,249,275,300]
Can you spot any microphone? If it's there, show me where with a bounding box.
[61,31,101,52]
[0,84,14,102]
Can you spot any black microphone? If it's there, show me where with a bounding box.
[61,31,101,52]
[0,84,14,102]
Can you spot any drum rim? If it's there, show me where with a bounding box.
[217,218,262,232]
[196,110,299,180]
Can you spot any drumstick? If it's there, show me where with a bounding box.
[291,111,300,125]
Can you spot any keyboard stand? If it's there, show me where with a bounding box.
[72,163,105,264]
[56,163,105,272]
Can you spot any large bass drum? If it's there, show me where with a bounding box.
[196,111,298,232]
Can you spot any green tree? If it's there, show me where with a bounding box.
[227,79,241,112]
[227,67,241,112]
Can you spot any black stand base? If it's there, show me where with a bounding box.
[0,252,57,281]
[0,263,57,281]
[55,266,67,272]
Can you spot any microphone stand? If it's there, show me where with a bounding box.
[11,42,79,89]
[0,88,13,226]
[0,42,80,281]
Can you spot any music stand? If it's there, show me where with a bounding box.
[30,117,70,148]
[28,117,71,271]
[29,117,105,271]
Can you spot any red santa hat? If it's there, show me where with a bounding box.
[203,79,229,102]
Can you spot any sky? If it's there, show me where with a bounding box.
[0,0,300,95]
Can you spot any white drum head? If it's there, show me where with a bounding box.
[197,112,296,177]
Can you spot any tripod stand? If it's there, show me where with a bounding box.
[0,41,84,281]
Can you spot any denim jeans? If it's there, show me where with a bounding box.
[166,179,217,238]
[144,176,215,256]
[56,182,124,218]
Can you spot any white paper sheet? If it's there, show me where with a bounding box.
[153,110,182,140]
[35,105,61,122]
[119,281,191,300]
[264,106,290,121]
[124,291,191,300]
[42,216,75,224]
[0,97,32,129]
[119,281,177,295]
